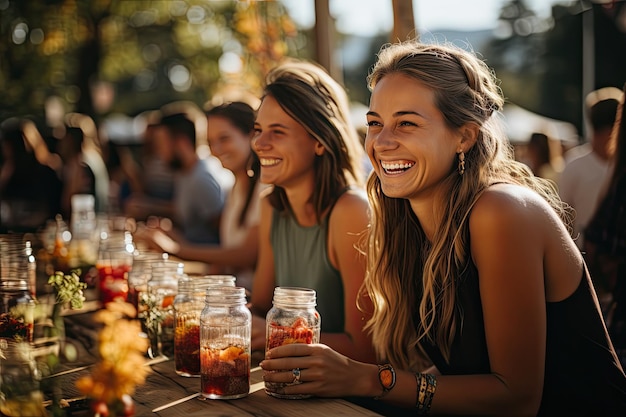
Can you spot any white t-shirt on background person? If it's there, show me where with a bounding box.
[559,148,613,249]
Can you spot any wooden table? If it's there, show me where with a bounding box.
[45,311,384,417]
[48,357,383,417]
[150,360,382,416]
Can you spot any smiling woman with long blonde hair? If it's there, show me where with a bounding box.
[260,40,626,416]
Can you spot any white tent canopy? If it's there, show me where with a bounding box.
[501,103,580,146]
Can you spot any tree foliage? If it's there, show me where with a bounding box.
[485,0,626,136]
[0,0,305,122]
[538,1,626,135]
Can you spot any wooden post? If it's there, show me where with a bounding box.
[391,0,417,42]
[314,0,343,83]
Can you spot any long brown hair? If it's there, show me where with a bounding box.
[261,60,365,221]
[206,101,259,227]
[363,40,572,370]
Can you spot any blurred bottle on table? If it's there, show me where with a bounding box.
[37,215,71,278]
[0,339,47,417]
[145,260,183,358]
[70,194,96,242]
[96,231,134,306]
[68,194,98,271]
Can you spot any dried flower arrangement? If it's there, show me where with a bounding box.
[44,269,88,363]
[48,270,88,310]
[75,301,149,417]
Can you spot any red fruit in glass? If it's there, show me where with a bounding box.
[97,263,131,304]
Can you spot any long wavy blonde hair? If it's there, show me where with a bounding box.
[362,40,573,371]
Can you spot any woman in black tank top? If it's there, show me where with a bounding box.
[260,40,626,416]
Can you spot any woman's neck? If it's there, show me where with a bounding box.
[233,168,250,187]
[284,179,318,227]
[408,188,450,243]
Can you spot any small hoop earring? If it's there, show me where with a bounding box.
[457,151,465,176]
[246,156,255,178]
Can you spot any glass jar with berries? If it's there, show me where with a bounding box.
[264,287,320,399]
[0,279,35,344]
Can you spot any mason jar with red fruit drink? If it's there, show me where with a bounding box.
[200,286,250,399]
[96,232,134,305]
[265,287,320,399]
[0,279,35,344]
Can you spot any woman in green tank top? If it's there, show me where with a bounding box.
[249,59,376,364]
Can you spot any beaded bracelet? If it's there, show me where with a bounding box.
[415,372,437,415]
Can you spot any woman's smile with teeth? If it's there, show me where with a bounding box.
[381,160,415,174]
[260,158,281,166]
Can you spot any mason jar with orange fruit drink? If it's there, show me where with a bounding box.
[200,286,250,399]
[174,275,236,377]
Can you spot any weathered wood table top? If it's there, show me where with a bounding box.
[47,309,384,417]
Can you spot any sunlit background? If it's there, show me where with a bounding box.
[1,0,625,142]
[284,0,559,34]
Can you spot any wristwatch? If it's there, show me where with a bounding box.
[374,363,396,400]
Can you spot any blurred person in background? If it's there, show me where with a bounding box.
[57,125,97,217]
[134,112,227,245]
[525,131,563,187]
[123,111,176,220]
[248,60,375,363]
[135,101,263,292]
[57,120,110,216]
[584,82,626,361]
[99,134,144,216]
[0,117,62,231]
[559,87,623,249]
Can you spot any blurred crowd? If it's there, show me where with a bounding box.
[0,100,233,232]
[1,83,624,302]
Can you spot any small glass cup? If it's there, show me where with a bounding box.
[0,279,36,344]
[0,339,47,417]
[0,234,37,298]
[127,252,166,311]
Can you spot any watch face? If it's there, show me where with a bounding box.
[380,368,394,389]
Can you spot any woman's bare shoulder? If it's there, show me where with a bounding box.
[329,188,370,232]
[331,188,369,218]
[467,183,561,253]
[470,184,553,225]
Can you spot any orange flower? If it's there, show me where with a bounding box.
[76,301,149,405]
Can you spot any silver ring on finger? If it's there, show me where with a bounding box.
[292,367,301,384]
